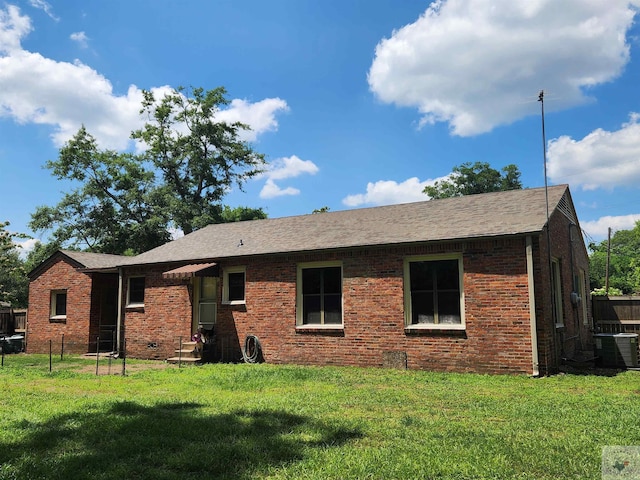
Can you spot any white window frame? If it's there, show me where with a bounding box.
[222,266,246,305]
[50,289,67,321]
[403,253,465,331]
[126,276,145,307]
[296,261,343,328]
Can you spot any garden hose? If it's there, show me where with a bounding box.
[242,335,262,363]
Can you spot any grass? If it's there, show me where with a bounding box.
[0,355,638,479]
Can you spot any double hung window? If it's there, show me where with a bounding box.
[404,255,464,329]
[297,263,342,326]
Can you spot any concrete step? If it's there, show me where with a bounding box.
[175,348,201,358]
[167,356,202,364]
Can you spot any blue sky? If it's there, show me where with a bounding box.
[1,0,640,253]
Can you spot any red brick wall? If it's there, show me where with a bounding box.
[122,266,193,360]
[27,257,93,354]
[534,207,592,374]
[214,238,538,374]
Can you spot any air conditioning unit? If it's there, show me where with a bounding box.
[594,333,638,368]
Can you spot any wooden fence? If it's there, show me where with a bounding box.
[593,296,640,334]
[0,308,27,335]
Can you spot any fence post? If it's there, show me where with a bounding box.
[49,340,52,372]
[95,336,100,375]
[121,338,126,376]
[1,344,4,367]
[178,336,183,368]
[60,334,64,360]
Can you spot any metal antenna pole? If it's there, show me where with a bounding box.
[539,90,558,369]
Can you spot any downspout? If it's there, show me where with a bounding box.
[116,267,123,354]
[526,235,540,376]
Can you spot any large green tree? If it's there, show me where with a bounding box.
[0,222,28,307]
[30,87,266,254]
[589,221,640,294]
[423,162,523,199]
[30,127,170,254]
[131,86,265,235]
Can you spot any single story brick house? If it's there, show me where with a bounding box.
[27,185,592,374]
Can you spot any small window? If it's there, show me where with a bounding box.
[127,277,145,306]
[404,255,464,329]
[223,267,245,304]
[296,262,343,326]
[50,290,67,321]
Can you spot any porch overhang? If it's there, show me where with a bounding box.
[162,262,219,279]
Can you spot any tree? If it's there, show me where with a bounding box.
[30,87,267,254]
[0,222,28,307]
[30,127,170,254]
[131,86,265,235]
[589,221,640,294]
[423,162,523,199]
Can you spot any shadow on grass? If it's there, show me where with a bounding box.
[0,401,362,480]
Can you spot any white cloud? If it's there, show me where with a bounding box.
[342,176,446,207]
[258,155,319,198]
[264,155,319,180]
[581,214,640,241]
[28,0,58,22]
[0,6,288,151]
[0,5,31,55]
[547,113,640,190]
[260,179,300,199]
[216,98,289,142]
[70,31,89,48]
[368,0,639,136]
[15,237,39,258]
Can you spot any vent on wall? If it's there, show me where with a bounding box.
[556,193,577,225]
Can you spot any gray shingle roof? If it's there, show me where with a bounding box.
[61,250,126,269]
[123,185,571,267]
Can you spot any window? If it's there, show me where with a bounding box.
[223,267,245,304]
[297,262,342,326]
[404,255,464,329]
[127,277,145,306]
[50,290,67,321]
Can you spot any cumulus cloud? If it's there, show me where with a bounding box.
[581,214,640,241]
[216,98,289,142]
[368,0,639,136]
[0,5,288,150]
[259,155,319,199]
[70,31,89,48]
[342,176,447,207]
[547,113,640,190]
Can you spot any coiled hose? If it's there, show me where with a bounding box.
[242,335,262,363]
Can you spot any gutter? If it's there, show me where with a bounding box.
[526,235,540,376]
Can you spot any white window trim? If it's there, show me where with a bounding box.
[49,289,67,321]
[126,276,145,308]
[403,253,465,331]
[222,266,246,305]
[296,260,344,328]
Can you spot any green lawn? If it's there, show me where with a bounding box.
[0,355,638,479]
